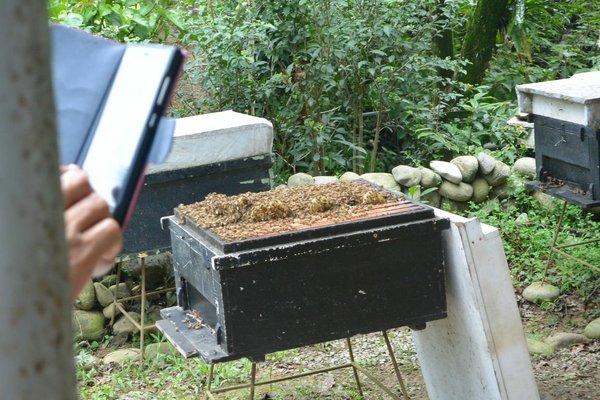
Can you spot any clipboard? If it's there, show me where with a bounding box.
[51,25,185,227]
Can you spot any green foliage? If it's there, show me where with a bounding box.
[485,0,600,100]
[48,0,189,41]
[469,179,600,302]
[181,0,471,178]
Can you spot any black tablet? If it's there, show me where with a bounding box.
[78,45,184,226]
[51,24,185,227]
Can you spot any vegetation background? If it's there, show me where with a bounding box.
[47,1,600,398]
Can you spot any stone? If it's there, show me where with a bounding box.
[477,152,497,175]
[144,342,178,359]
[420,189,441,208]
[471,178,490,203]
[545,332,590,350]
[120,253,173,290]
[522,282,560,302]
[418,167,442,188]
[287,172,315,187]
[491,182,511,200]
[526,338,554,357]
[438,181,473,202]
[99,274,118,288]
[532,191,556,211]
[74,280,96,311]
[339,171,360,182]
[94,282,115,308]
[359,173,401,192]
[513,157,536,179]
[583,318,600,339]
[313,176,339,185]
[584,317,600,339]
[484,161,511,187]
[146,305,163,324]
[451,155,479,183]
[391,165,422,187]
[75,352,100,371]
[112,312,141,336]
[429,161,462,184]
[72,310,106,342]
[109,283,131,300]
[103,348,141,365]
[515,213,529,226]
[102,302,123,320]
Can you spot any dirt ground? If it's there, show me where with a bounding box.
[237,300,599,400]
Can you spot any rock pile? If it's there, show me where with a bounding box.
[72,253,174,342]
[287,154,539,211]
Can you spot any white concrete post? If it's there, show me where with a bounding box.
[0,1,78,399]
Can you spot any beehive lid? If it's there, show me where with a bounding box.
[516,72,600,129]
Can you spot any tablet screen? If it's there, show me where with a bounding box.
[82,46,175,219]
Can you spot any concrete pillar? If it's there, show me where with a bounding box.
[0,1,77,399]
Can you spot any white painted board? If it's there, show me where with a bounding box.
[412,211,539,400]
[516,71,600,129]
[148,110,273,173]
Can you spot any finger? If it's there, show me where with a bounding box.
[60,164,79,175]
[81,218,123,263]
[61,168,93,209]
[64,192,111,233]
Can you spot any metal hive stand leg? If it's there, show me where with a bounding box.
[382,330,410,400]
[543,200,600,279]
[543,201,567,281]
[346,331,410,400]
[110,253,176,366]
[202,331,410,399]
[345,337,364,398]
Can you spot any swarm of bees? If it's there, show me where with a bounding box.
[249,200,292,222]
[182,309,215,334]
[177,181,401,241]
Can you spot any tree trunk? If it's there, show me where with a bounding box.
[0,1,78,399]
[460,0,510,84]
[432,0,454,83]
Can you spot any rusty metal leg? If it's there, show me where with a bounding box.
[249,362,257,400]
[205,363,215,399]
[139,254,146,364]
[110,260,123,328]
[543,201,567,282]
[346,337,364,398]
[382,330,410,400]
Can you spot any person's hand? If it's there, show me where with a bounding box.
[61,165,122,300]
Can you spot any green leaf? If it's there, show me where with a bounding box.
[383,25,392,37]
[166,11,187,32]
[61,12,84,27]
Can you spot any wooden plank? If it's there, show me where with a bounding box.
[412,211,539,400]
[155,319,198,358]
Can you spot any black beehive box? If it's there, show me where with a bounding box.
[157,192,449,362]
[122,155,272,254]
[517,72,600,207]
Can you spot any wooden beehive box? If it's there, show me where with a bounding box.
[157,182,449,362]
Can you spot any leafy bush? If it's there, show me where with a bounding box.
[48,0,189,42]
